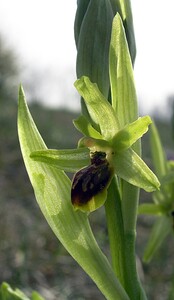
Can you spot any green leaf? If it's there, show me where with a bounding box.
[160,171,174,185]
[114,148,160,192]
[152,190,166,204]
[143,216,172,263]
[73,115,103,139]
[30,148,90,172]
[105,177,125,285]
[0,282,45,300]
[31,291,45,300]
[109,14,138,129]
[150,121,168,179]
[74,76,120,141]
[0,282,30,300]
[112,116,152,152]
[138,203,165,215]
[76,0,113,98]
[18,85,129,300]
[168,274,174,300]
[109,0,121,15]
[118,0,136,64]
[74,0,90,47]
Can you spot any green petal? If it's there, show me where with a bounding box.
[73,115,103,139]
[74,76,120,140]
[109,14,138,128]
[114,148,160,192]
[112,116,152,152]
[143,216,172,263]
[30,148,90,172]
[18,85,129,300]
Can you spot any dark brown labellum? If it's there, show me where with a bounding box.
[71,151,112,206]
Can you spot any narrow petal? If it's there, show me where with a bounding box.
[112,116,152,152]
[73,115,103,139]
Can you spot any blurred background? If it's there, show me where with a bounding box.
[0,1,174,299]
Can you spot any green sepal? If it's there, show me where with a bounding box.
[143,216,172,263]
[73,115,103,139]
[114,148,160,192]
[74,76,120,141]
[18,85,129,300]
[30,148,90,173]
[112,116,152,152]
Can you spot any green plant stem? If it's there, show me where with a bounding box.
[105,176,126,287]
[122,182,147,300]
[106,174,147,299]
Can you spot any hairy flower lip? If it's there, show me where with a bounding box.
[71,154,112,204]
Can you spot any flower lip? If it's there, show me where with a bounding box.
[90,151,106,165]
[71,151,113,208]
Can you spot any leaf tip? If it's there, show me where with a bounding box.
[18,83,24,96]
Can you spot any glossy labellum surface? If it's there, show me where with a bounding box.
[71,151,113,211]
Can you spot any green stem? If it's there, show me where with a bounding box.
[122,182,147,300]
[105,176,126,287]
[105,177,147,299]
